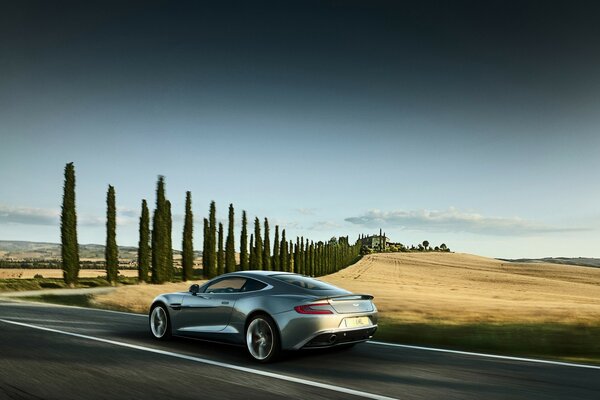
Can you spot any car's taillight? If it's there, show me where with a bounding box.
[294,303,333,314]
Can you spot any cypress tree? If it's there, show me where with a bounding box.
[325,242,329,274]
[137,199,150,283]
[240,211,249,270]
[301,238,307,276]
[202,218,209,278]
[272,225,280,271]
[289,241,294,272]
[206,201,217,278]
[151,176,168,283]
[253,217,263,269]
[249,234,254,268]
[280,229,287,272]
[217,222,224,275]
[105,185,118,284]
[316,242,322,277]
[225,204,236,273]
[166,200,174,281]
[319,242,323,277]
[298,237,304,275]
[310,241,315,276]
[293,240,299,274]
[263,218,271,271]
[294,236,302,274]
[60,162,80,286]
[182,191,194,282]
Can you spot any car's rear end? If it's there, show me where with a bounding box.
[268,274,378,350]
[296,294,378,349]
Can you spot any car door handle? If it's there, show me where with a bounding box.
[221,301,229,305]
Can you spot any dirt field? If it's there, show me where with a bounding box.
[321,252,600,325]
[0,269,140,279]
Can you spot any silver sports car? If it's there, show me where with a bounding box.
[149,271,378,362]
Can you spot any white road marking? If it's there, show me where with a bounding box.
[0,316,104,325]
[0,318,398,400]
[367,341,600,370]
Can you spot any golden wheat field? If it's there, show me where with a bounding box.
[321,252,600,325]
[88,252,600,324]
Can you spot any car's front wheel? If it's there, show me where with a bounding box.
[149,304,172,340]
[245,314,280,363]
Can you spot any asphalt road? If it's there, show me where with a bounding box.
[0,301,598,400]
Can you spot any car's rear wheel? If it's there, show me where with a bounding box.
[149,304,172,340]
[246,314,280,363]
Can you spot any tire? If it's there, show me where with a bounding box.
[149,304,172,340]
[245,314,281,363]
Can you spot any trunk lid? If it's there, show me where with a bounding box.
[322,294,374,314]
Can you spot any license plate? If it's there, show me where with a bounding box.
[344,316,370,328]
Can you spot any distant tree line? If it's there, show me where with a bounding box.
[59,163,362,285]
[201,210,361,279]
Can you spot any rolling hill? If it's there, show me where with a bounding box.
[0,240,201,261]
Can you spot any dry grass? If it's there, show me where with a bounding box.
[88,252,600,325]
[0,269,140,279]
[321,252,600,325]
[92,280,207,314]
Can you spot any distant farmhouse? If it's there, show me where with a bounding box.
[356,229,448,253]
[358,229,390,251]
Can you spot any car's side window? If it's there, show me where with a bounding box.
[240,278,267,292]
[204,277,247,294]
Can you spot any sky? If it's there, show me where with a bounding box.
[1,1,599,258]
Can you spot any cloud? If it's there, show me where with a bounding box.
[309,220,342,230]
[79,209,139,227]
[295,208,317,216]
[0,205,139,227]
[0,205,59,226]
[269,219,302,230]
[344,208,590,236]
[117,207,138,218]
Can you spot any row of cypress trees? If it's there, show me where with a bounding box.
[201,205,361,277]
[60,164,360,285]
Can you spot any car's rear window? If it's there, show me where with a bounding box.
[270,274,338,290]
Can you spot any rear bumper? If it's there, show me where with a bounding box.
[275,309,378,350]
[302,325,378,348]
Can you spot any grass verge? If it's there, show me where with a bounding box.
[375,318,600,365]
[19,294,93,308]
[0,276,139,292]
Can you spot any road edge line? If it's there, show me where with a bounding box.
[367,341,600,370]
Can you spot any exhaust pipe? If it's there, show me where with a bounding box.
[328,334,337,344]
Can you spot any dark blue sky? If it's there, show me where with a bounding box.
[1,1,599,257]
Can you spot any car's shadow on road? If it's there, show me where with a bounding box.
[114,327,366,366]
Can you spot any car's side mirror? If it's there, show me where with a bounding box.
[189,284,200,296]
